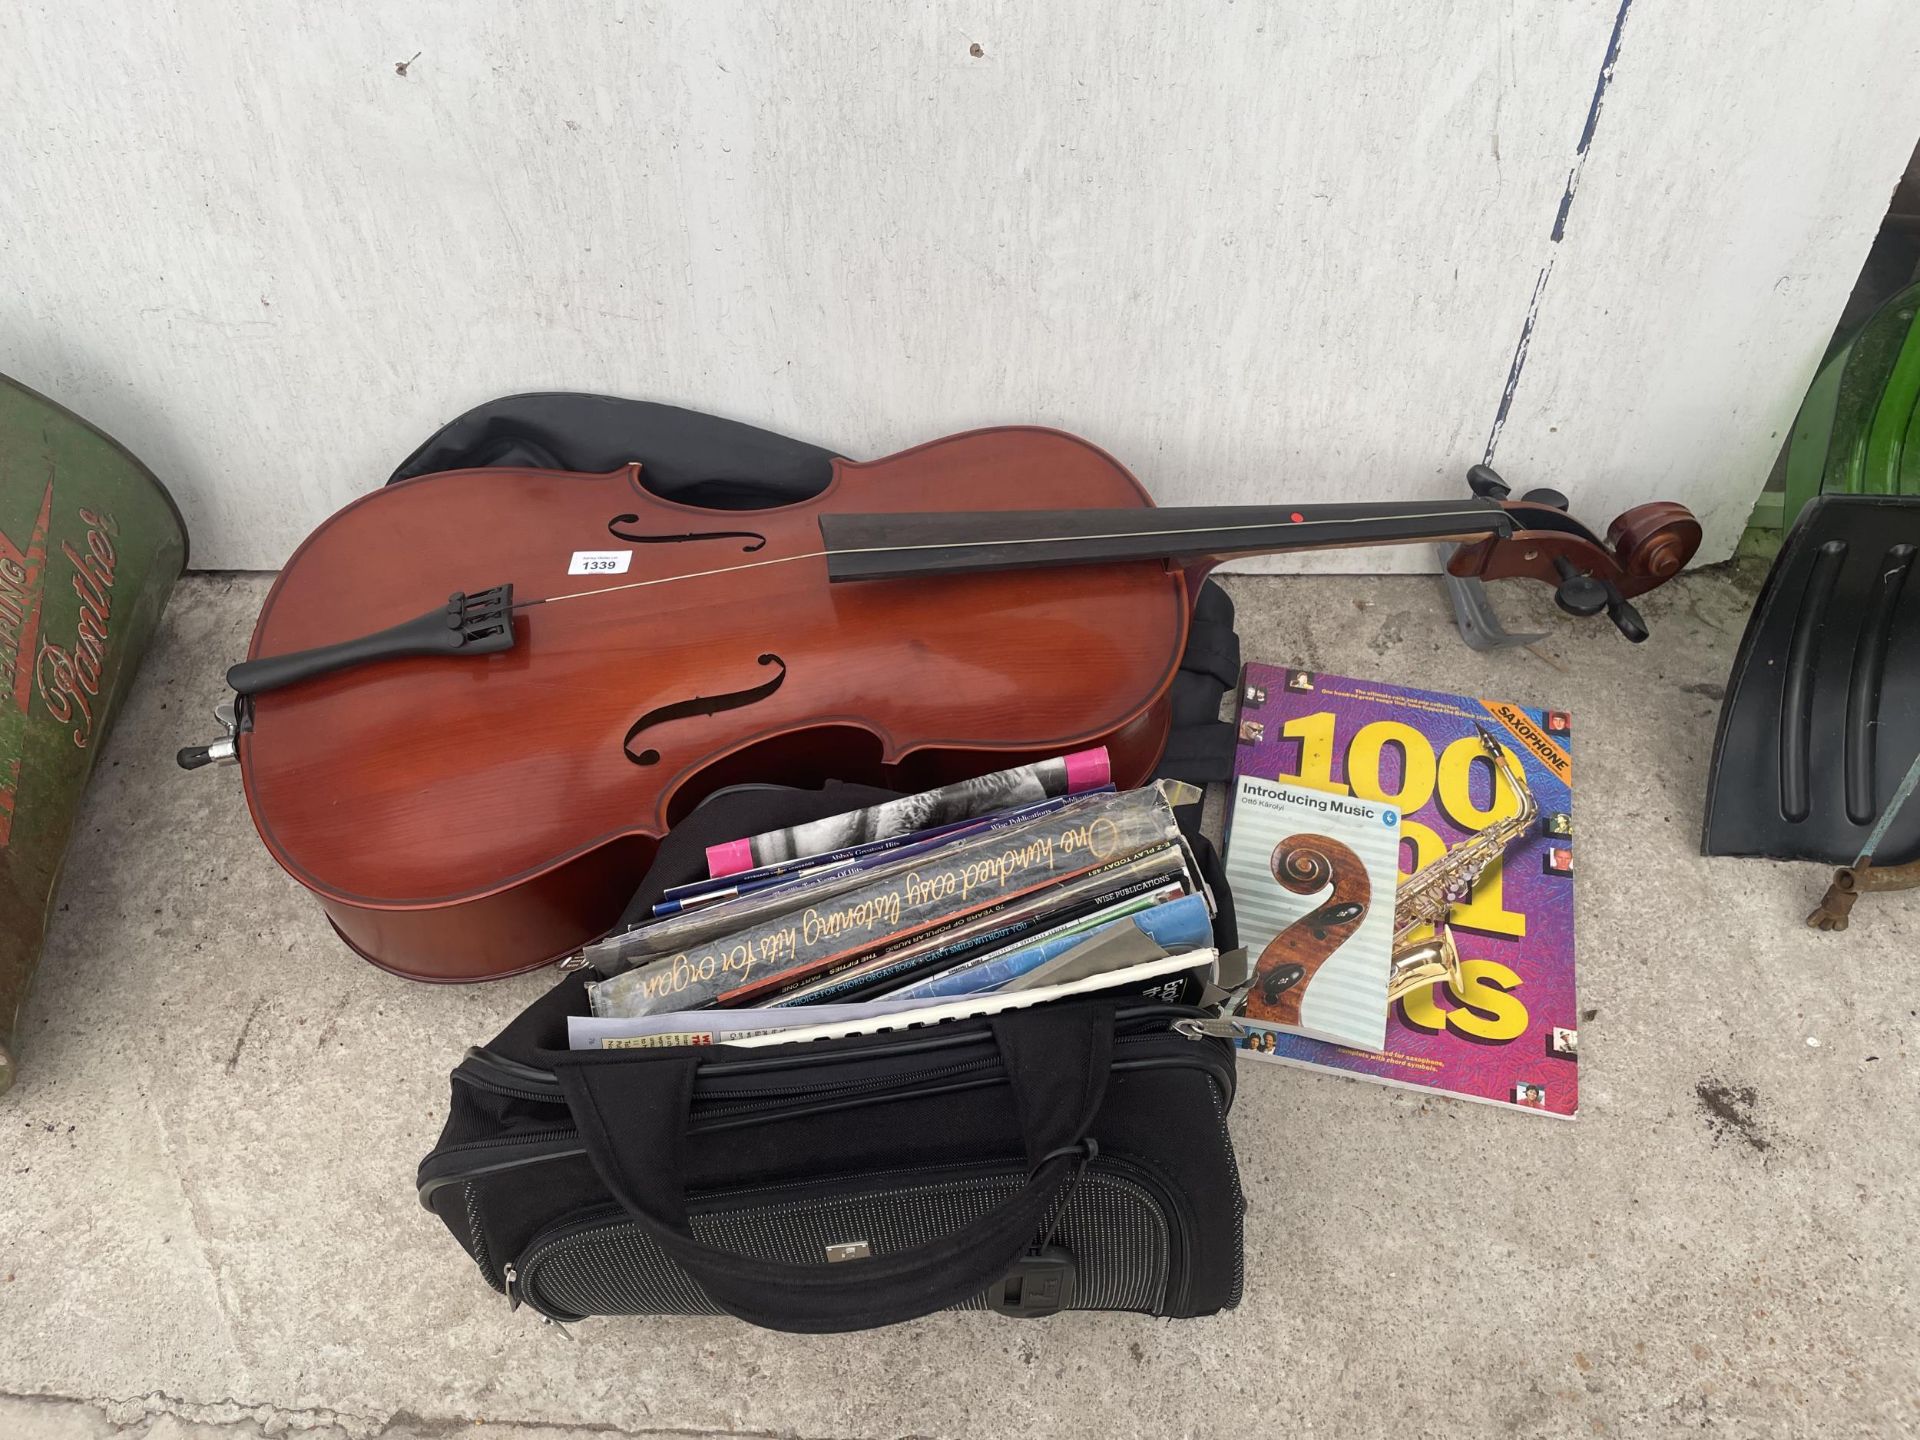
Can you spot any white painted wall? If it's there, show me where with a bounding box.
[4,2,1918,571]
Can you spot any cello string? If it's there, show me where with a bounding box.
[521,550,826,608]
[519,505,1505,611]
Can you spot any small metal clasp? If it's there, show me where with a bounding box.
[1172,1016,1244,1041]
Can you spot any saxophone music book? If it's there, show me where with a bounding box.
[1230,664,1579,1119]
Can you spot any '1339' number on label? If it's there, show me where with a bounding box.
[568,550,633,576]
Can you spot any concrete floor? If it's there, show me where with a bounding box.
[1,568,1915,1440]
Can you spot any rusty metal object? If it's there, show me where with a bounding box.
[1807,858,1920,932]
[0,376,187,1095]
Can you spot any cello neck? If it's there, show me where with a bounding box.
[818,499,1515,582]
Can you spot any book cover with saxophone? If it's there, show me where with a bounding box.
[1230,665,1579,1119]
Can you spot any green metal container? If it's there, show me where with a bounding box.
[0,376,187,1095]
[1782,279,1920,531]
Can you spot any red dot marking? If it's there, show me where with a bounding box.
[1290,511,1305,523]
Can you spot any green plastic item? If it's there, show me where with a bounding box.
[1782,281,1920,531]
[0,376,187,1095]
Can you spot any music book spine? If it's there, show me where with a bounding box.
[583,788,1123,977]
[703,747,1112,877]
[652,789,1100,917]
[587,785,1178,1018]
[762,851,1191,1007]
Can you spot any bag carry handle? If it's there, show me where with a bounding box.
[549,1002,1116,1332]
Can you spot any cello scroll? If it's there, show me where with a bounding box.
[1444,466,1702,643]
[1241,834,1372,1028]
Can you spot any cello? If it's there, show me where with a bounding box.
[178,426,1698,981]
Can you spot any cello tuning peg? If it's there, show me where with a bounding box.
[1551,556,1608,617]
[1466,465,1511,501]
[1605,589,1650,643]
[1554,576,1609,618]
[1519,487,1571,511]
[1549,556,1652,639]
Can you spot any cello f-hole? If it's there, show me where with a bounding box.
[607,514,767,552]
[623,653,788,766]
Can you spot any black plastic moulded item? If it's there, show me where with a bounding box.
[1703,495,1920,865]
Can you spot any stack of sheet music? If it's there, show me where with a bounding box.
[571,748,1218,1048]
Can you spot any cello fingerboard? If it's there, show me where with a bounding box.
[819,502,1510,581]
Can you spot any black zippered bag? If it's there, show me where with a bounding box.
[407,394,1246,1330]
[418,981,1243,1332]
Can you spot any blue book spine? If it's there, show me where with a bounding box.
[885,894,1214,1001]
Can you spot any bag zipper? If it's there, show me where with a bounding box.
[455,1005,1229,1106]
[426,1013,1234,1204]
[1172,1015,1243,1041]
[431,1124,577,1156]
[418,1132,589,1208]
[466,1183,503,1293]
[452,1036,1230,1133]
[455,1046,565,1103]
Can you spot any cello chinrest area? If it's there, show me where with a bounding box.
[223,425,1699,982]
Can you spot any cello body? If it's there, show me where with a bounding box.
[240,428,1188,980]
